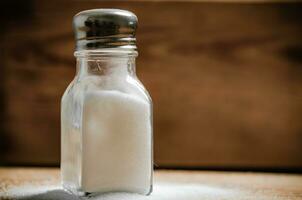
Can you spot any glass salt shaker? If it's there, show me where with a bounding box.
[61,9,153,197]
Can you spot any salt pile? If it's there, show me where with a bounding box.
[2,182,241,200]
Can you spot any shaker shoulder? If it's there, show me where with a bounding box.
[126,76,152,105]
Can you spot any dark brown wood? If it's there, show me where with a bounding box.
[0,1,302,168]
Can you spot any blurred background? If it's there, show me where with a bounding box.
[0,0,302,171]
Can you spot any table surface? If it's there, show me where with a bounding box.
[0,167,302,200]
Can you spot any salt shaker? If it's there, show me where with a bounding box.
[61,9,153,196]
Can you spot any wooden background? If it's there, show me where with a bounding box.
[0,0,302,169]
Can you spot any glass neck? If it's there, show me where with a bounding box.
[75,50,137,78]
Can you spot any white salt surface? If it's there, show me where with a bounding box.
[2,182,241,200]
[81,91,151,193]
[61,89,152,194]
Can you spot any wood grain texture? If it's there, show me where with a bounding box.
[0,168,302,199]
[0,1,302,168]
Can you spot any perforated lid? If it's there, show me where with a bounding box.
[73,9,138,51]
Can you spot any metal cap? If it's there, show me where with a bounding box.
[73,9,138,51]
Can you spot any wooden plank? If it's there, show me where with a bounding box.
[151,0,299,1]
[0,1,301,168]
[1,167,302,199]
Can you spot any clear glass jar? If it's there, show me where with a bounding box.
[61,49,153,196]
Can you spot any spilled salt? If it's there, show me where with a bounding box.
[2,182,242,200]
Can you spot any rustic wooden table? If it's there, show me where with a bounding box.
[0,167,301,200]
